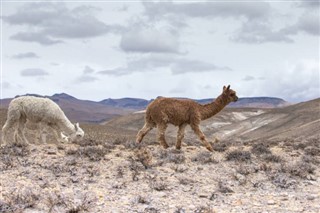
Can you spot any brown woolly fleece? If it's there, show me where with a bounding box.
[136,85,238,151]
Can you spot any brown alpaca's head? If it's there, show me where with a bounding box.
[222,85,238,103]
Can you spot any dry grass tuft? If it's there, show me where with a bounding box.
[157,149,186,164]
[191,151,218,164]
[225,150,251,162]
[1,187,39,213]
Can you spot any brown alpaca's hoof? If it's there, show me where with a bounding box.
[206,145,214,152]
[176,145,181,150]
[162,143,169,149]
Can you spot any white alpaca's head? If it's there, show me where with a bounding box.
[61,123,84,142]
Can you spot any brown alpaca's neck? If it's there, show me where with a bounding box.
[200,94,229,120]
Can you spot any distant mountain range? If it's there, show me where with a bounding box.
[0,93,290,123]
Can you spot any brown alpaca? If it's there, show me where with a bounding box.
[136,85,238,151]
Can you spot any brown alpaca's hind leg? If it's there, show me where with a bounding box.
[191,124,213,152]
[176,124,187,150]
[136,123,154,143]
[157,123,169,149]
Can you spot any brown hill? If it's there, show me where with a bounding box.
[0,93,133,123]
[105,98,320,142]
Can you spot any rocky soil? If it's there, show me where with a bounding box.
[0,125,319,213]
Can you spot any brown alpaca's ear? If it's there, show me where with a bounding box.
[223,85,230,91]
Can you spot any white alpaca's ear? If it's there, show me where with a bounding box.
[74,123,79,131]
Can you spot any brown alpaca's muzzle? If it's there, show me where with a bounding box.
[234,96,239,102]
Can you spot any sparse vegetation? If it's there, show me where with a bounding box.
[225,150,251,162]
[251,142,271,156]
[191,151,218,164]
[0,102,319,212]
[157,149,186,164]
[1,187,39,213]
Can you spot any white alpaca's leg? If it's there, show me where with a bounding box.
[2,107,20,145]
[2,119,16,146]
[16,116,29,145]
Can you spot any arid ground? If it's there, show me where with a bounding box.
[0,99,319,213]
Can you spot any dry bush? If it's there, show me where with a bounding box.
[148,176,168,191]
[260,154,283,163]
[0,143,30,157]
[178,177,195,185]
[174,207,186,213]
[191,151,218,164]
[251,143,272,156]
[45,191,96,213]
[304,146,320,156]
[280,160,315,179]
[144,207,160,213]
[225,150,251,162]
[212,141,233,152]
[194,205,215,213]
[217,181,234,194]
[77,146,107,161]
[269,173,296,189]
[123,140,142,150]
[128,157,146,181]
[111,137,128,146]
[116,166,125,178]
[73,138,104,147]
[157,149,186,164]
[0,154,15,170]
[1,187,39,213]
[134,148,153,169]
[301,154,319,165]
[149,180,168,191]
[236,164,256,176]
[134,195,150,204]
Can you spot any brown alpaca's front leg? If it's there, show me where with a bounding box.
[191,124,213,152]
[157,124,169,149]
[176,124,187,150]
[136,123,153,143]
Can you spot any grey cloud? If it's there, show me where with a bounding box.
[285,13,320,36]
[170,87,186,94]
[75,66,98,83]
[242,75,255,81]
[98,67,130,76]
[11,32,63,45]
[21,68,48,76]
[98,55,231,76]
[120,27,180,53]
[83,66,94,74]
[143,1,271,20]
[12,52,39,59]
[1,81,11,89]
[232,21,294,44]
[171,60,232,74]
[3,3,120,45]
[76,75,97,83]
[297,1,320,9]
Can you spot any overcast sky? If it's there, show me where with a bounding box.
[1,0,319,102]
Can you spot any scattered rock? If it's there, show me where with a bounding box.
[267,200,276,205]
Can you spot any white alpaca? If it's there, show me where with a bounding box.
[1,96,85,145]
